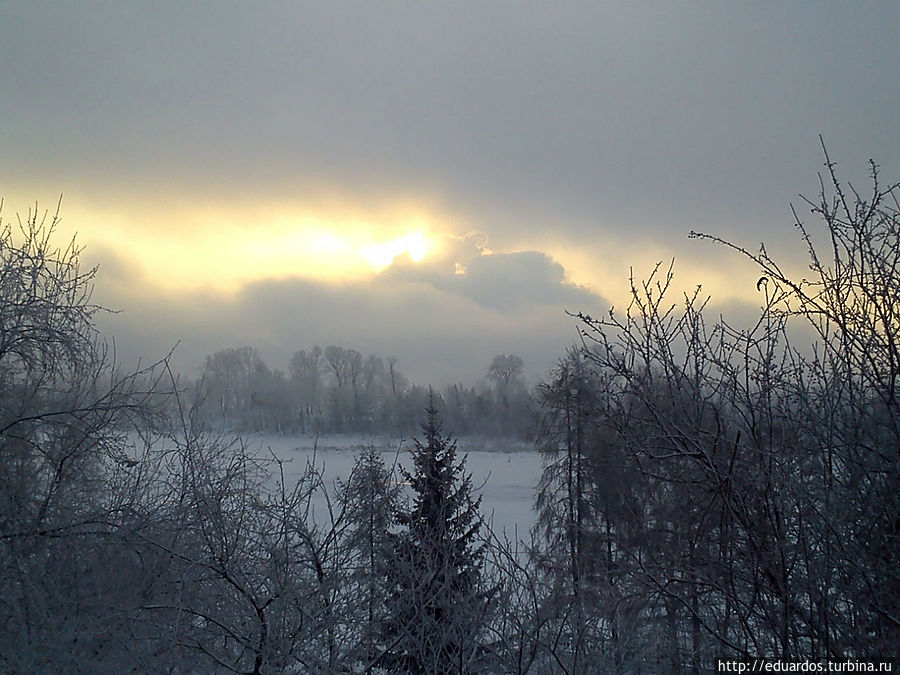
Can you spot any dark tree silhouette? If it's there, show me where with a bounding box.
[381,401,491,673]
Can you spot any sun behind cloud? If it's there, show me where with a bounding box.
[55,195,448,294]
[364,232,429,270]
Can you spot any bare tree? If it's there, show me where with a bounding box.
[691,142,900,657]
[290,346,324,432]
[526,147,900,670]
[488,354,525,392]
[0,203,175,671]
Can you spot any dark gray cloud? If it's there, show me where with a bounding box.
[2,3,898,247]
[383,233,596,312]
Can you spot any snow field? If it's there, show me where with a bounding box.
[253,433,543,545]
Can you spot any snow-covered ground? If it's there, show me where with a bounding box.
[248,433,543,545]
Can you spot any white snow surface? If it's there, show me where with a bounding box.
[248,433,543,545]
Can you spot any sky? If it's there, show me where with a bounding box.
[2,3,899,385]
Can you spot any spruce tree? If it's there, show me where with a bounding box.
[381,402,488,674]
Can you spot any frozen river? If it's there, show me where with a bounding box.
[250,433,544,545]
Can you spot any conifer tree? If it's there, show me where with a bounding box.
[381,401,489,674]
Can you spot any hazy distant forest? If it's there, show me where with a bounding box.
[2,153,898,673]
[195,345,537,439]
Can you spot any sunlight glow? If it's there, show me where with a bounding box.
[364,232,429,270]
[60,197,445,294]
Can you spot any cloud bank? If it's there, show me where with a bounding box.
[95,239,607,385]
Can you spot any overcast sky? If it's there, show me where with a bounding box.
[2,3,898,384]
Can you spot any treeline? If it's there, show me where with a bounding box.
[192,344,536,438]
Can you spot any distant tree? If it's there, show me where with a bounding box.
[443,383,475,435]
[387,356,404,395]
[380,356,408,431]
[487,354,536,437]
[324,345,364,430]
[289,346,324,431]
[488,353,525,393]
[202,345,269,427]
[324,345,363,391]
[381,402,491,673]
[396,383,430,434]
